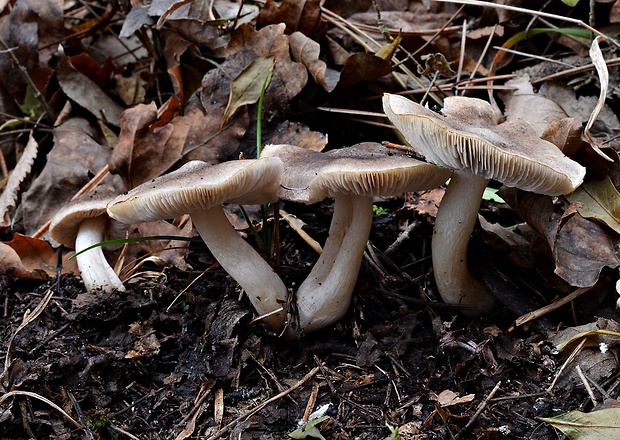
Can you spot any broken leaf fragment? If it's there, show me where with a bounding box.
[223,55,274,125]
[539,408,620,439]
[566,176,620,235]
[289,415,330,440]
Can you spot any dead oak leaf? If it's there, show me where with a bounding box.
[256,0,322,35]
[57,47,124,126]
[289,32,338,92]
[225,23,308,106]
[110,101,184,188]
[1,233,78,280]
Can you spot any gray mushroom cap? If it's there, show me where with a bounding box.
[50,189,122,247]
[382,93,586,195]
[107,158,283,223]
[261,142,453,203]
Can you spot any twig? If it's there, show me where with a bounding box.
[454,381,502,439]
[547,337,587,392]
[67,390,96,440]
[205,367,319,440]
[575,365,597,406]
[515,287,591,326]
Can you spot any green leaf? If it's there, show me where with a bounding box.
[289,416,330,440]
[539,408,620,439]
[223,56,275,125]
[483,187,505,204]
[565,176,620,235]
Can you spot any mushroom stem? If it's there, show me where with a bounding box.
[295,195,374,333]
[190,206,288,330]
[432,170,495,315]
[74,216,126,292]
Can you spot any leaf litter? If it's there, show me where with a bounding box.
[1,1,620,439]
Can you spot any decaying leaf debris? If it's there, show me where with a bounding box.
[1,1,620,439]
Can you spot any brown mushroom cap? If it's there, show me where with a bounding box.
[50,189,119,247]
[261,142,452,203]
[382,94,585,195]
[107,159,283,223]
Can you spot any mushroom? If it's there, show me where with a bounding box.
[261,143,452,334]
[106,158,288,331]
[383,93,586,315]
[50,190,126,293]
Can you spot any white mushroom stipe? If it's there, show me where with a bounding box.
[295,195,373,333]
[190,206,288,330]
[432,171,491,314]
[73,216,126,293]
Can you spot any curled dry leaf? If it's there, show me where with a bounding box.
[22,117,120,236]
[501,75,568,137]
[540,408,620,439]
[57,46,124,127]
[583,36,613,162]
[500,187,620,288]
[0,133,38,229]
[289,31,338,92]
[1,233,78,280]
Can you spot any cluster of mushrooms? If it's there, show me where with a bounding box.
[49,94,586,338]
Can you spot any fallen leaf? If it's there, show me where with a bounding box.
[499,188,620,288]
[336,52,392,88]
[539,408,620,439]
[57,46,124,126]
[223,55,274,125]
[2,233,78,279]
[0,133,38,229]
[554,211,620,287]
[431,390,475,407]
[256,0,322,35]
[501,75,568,137]
[566,176,620,235]
[110,102,184,188]
[289,32,338,92]
[22,117,121,235]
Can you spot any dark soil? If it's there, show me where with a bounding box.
[0,205,603,439]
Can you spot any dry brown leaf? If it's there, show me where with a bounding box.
[263,121,327,152]
[1,233,78,279]
[225,23,308,105]
[0,133,38,229]
[57,46,124,126]
[554,210,620,287]
[336,52,392,88]
[500,187,620,288]
[22,118,120,235]
[407,188,445,218]
[501,75,568,137]
[130,220,194,271]
[541,117,583,156]
[109,102,184,188]
[289,32,339,92]
[256,0,322,35]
